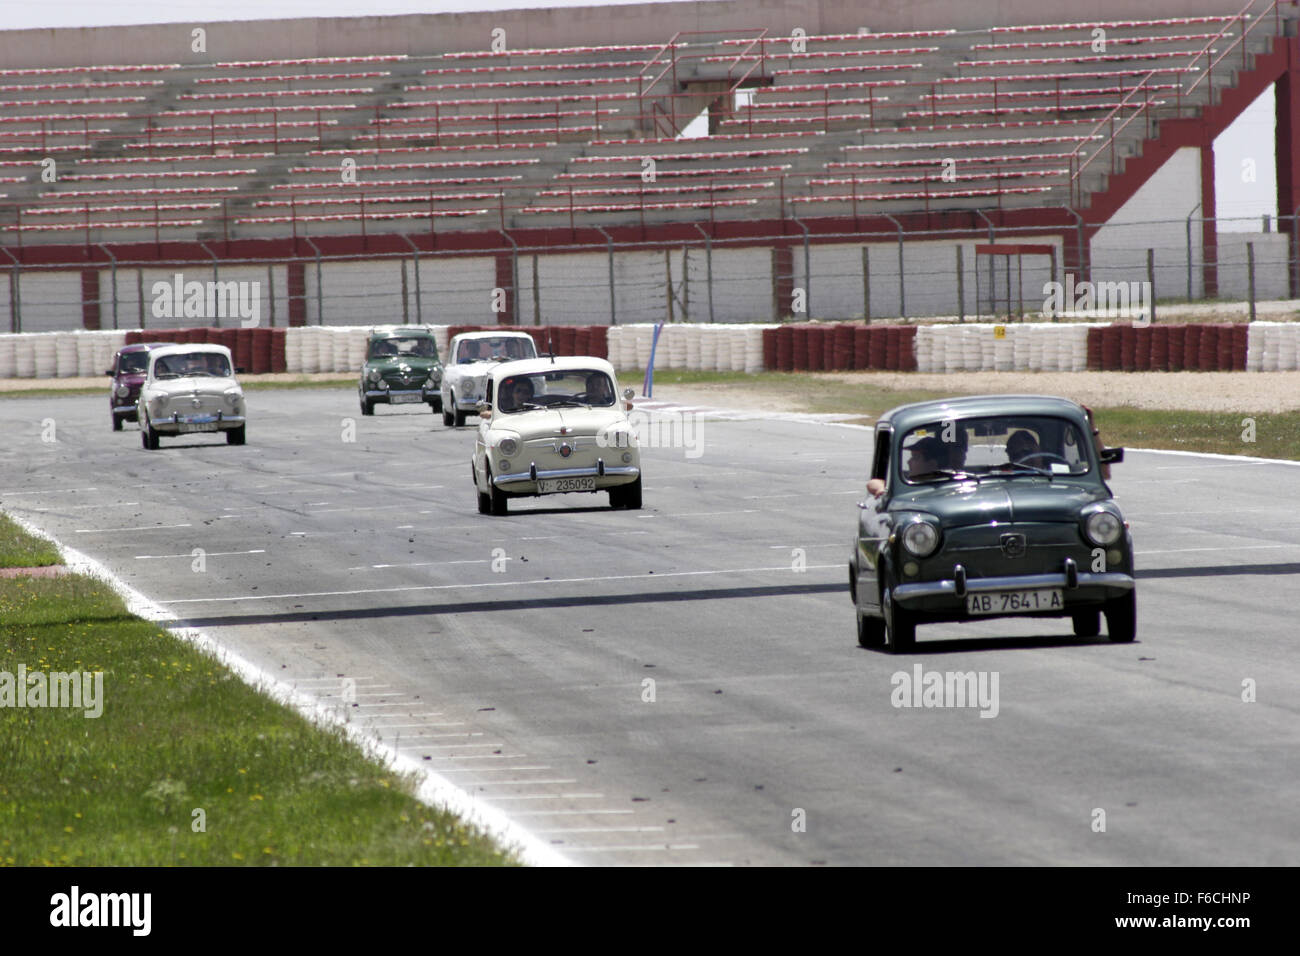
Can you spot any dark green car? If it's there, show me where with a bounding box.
[850,395,1133,652]
[358,327,443,416]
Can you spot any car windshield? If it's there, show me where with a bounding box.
[900,415,1092,483]
[457,337,536,363]
[117,352,149,374]
[369,336,438,360]
[153,352,232,379]
[496,369,616,412]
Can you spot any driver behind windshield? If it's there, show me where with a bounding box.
[906,436,949,479]
[584,373,613,405]
[1005,429,1040,464]
[502,376,535,411]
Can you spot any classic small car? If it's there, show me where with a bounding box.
[471,356,641,515]
[106,341,168,431]
[358,326,443,415]
[849,395,1133,652]
[138,344,246,449]
[441,330,538,427]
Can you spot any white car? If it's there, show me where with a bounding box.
[472,357,641,515]
[441,330,538,427]
[137,344,246,450]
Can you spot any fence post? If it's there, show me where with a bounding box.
[400,259,409,325]
[7,265,18,334]
[532,254,541,326]
[956,244,964,322]
[665,248,674,323]
[862,245,871,323]
[1247,241,1256,323]
[1147,248,1156,325]
[267,265,276,327]
[137,268,144,329]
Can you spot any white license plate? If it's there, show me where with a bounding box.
[538,476,596,493]
[389,393,422,404]
[967,589,1063,615]
[178,422,219,433]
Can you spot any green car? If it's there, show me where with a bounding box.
[358,327,443,416]
[850,395,1133,653]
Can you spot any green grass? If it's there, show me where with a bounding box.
[0,376,358,400]
[0,514,62,568]
[0,549,518,866]
[640,369,1300,461]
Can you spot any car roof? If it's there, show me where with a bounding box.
[489,355,615,382]
[452,331,535,342]
[879,394,1089,432]
[116,342,170,354]
[148,343,233,359]
[369,326,434,337]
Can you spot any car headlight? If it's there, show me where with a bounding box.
[499,459,511,472]
[114,382,129,397]
[366,369,380,382]
[498,437,519,457]
[223,389,241,405]
[1084,511,1123,547]
[901,520,940,558]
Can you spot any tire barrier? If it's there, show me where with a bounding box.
[4,323,1297,379]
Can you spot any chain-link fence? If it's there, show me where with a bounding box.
[4,215,1297,334]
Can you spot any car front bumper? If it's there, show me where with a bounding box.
[363,387,438,401]
[150,413,246,434]
[894,569,1134,618]
[494,464,640,495]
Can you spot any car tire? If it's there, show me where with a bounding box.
[112,414,123,432]
[486,468,508,516]
[1072,609,1102,638]
[141,417,158,450]
[1104,591,1137,642]
[883,586,916,654]
[453,395,468,428]
[618,476,642,510]
[429,397,442,414]
[227,425,246,446]
[361,397,374,416]
[443,404,455,427]
[857,612,886,649]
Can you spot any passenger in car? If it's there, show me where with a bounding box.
[1005,429,1040,463]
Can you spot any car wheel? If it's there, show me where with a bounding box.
[141,417,158,450]
[429,397,442,413]
[112,414,123,432]
[857,612,886,648]
[360,397,374,416]
[227,425,246,446]
[487,468,508,516]
[453,394,468,428]
[618,476,642,510]
[443,404,455,427]
[1072,609,1101,638]
[1104,591,1136,643]
[883,586,916,654]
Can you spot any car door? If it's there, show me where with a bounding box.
[855,424,893,612]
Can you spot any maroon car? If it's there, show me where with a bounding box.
[107,343,168,431]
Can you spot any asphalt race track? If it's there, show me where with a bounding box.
[2,388,1298,866]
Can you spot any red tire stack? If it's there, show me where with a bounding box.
[1153,326,1169,369]
[884,326,902,370]
[1085,327,1104,371]
[270,328,287,372]
[1183,325,1203,371]
[853,327,872,369]
[869,326,888,369]
[587,326,608,360]
[1231,323,1248,371]
[1215,324,1234,371]
[791,326,809,370]
[762,328,778,371]
[572,327,591,356]
[1099,326,1122,370]
[898,327,917,371]
[775,326,794,371]
[1167,325,1185,371]
[1133,325,1151,371]
[1197,325,1218,370]
[832,325,854,370]
[1119,325,1137,371]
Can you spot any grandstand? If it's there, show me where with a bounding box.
[0,0,1296,329]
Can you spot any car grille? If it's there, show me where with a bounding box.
[926,523,1087,578]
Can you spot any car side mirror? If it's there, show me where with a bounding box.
[1099,447,1124,465]
[105,369,114,376]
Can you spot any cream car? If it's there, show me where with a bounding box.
[471,357,641,515]
[441,330,538,427]
[137,344,246,449]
